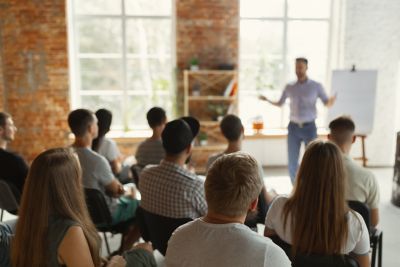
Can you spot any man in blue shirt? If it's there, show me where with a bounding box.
[260,58,336,183]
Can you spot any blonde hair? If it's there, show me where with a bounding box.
[11,148,101,267]
[283,140,349,256]
[205,152,263,217]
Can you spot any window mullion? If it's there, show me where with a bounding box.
[121,0,129,130]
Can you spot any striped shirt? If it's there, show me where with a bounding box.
[139,160,207,219]
[135,139,165,168]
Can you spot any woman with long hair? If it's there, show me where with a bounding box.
[264,140,370,267]
[92,109,122,176]
[11,148,155,267]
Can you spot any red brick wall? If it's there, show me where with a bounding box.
[0,0,70,162]
[175,0,239,114]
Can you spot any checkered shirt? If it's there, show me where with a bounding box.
[139,160,207,219]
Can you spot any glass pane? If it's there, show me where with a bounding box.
[125,0,172,16]
[239,91,283,129]
[240,0,284,18]
[239,57,284,92]
[288,0,331,18]
[240,20,283,57]
[81,95,124,127]
[287,21,329,83]
[74,0,121,15]
[126,95,151,129]
[80,58,123,91]
[126,19,171,55]
[78,18,122,53]
[126,58,172,91]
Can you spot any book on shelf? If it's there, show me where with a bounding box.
[223,78,237,97]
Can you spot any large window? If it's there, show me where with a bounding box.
[69,0,174,131]
[239,0,333,129]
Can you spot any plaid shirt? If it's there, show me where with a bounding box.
[139,160,207,219]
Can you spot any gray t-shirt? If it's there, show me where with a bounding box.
[135,139,165,167]
[74,147,117,213]
[166,218,291,267]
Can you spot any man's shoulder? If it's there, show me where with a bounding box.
[345,158,375,180]
[75,147,108,166]
[0,149,26,165]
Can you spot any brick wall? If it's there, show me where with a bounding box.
[0,0,70,162]
[175,0,239,114]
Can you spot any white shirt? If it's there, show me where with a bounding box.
[165,218,291,267]
[98,137,121,162]
[265,196,370,255]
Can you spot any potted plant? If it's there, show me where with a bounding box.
[198,132,208,146]
[190,58,199,71]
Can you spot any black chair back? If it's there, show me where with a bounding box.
[348,200,371,232]
[84,188,112,226]
[0,180,19,221]
[270,235,360,267]
[136,206,191,256]
[130,164,142,188]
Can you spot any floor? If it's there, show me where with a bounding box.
[2,167,399,266]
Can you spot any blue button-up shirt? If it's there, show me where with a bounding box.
[277,78,328,123]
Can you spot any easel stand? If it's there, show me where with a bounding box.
[354,135,367,167]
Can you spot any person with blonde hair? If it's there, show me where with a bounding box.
[11,148,156,267]
[166,152,291,267]
[264,140,370,267]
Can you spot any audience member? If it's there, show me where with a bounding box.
[10,148,156,267]
[68,109,139,251]
[139,116,207,219]
[166,152,291,267]
[92,108,122,176]
[206,115,277,211]
[328,116,380,226]
[0,112,28,202]
[264,140,370,267]
[135,107,166,170]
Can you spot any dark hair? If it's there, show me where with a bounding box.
[92,109,112,152]
[0,112,11,128]
[296,57,308,65]
[68,109,95,137]
[147,107,166,128]
[328,116,356,146]
[220,115,243,142]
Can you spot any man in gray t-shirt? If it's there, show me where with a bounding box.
[68,109,140,251]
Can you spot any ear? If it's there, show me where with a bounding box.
[249,197,258,212]
[327,133,332,140]
[186,143,193,155]
[351,135,356,144]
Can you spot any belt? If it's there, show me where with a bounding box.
[290,121,314,128]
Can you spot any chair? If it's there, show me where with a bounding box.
[130,164,143,189]
[348,200,383,267]
[84,188,134,255]
[270,235,360,267]
[244,192,268,231]
[136,206,192,256]
[0,180,19,222]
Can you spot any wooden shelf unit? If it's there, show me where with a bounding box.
[183,70,239,173]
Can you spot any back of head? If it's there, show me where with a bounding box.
[162,117,199,155]
[284,140,348,255]
[147,107,166,128]
[220,114,243,142]
[295,57,308,65]
[92,109,112,151]
[329,116,355,146]
[68,109,94,137]
[205,152,262,217]
[12,148,100,267]
[0,112,11,128]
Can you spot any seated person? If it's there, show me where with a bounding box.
[328,116,380,227]
[206,115,277,222]
[68,109,139,251]
[135,107,167,171]
[139,117,207,219]
[264,140,370,267]
[165,152,291,267]
[0,112,28,202]
[10,148,156,267]
[92,108,122,176]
